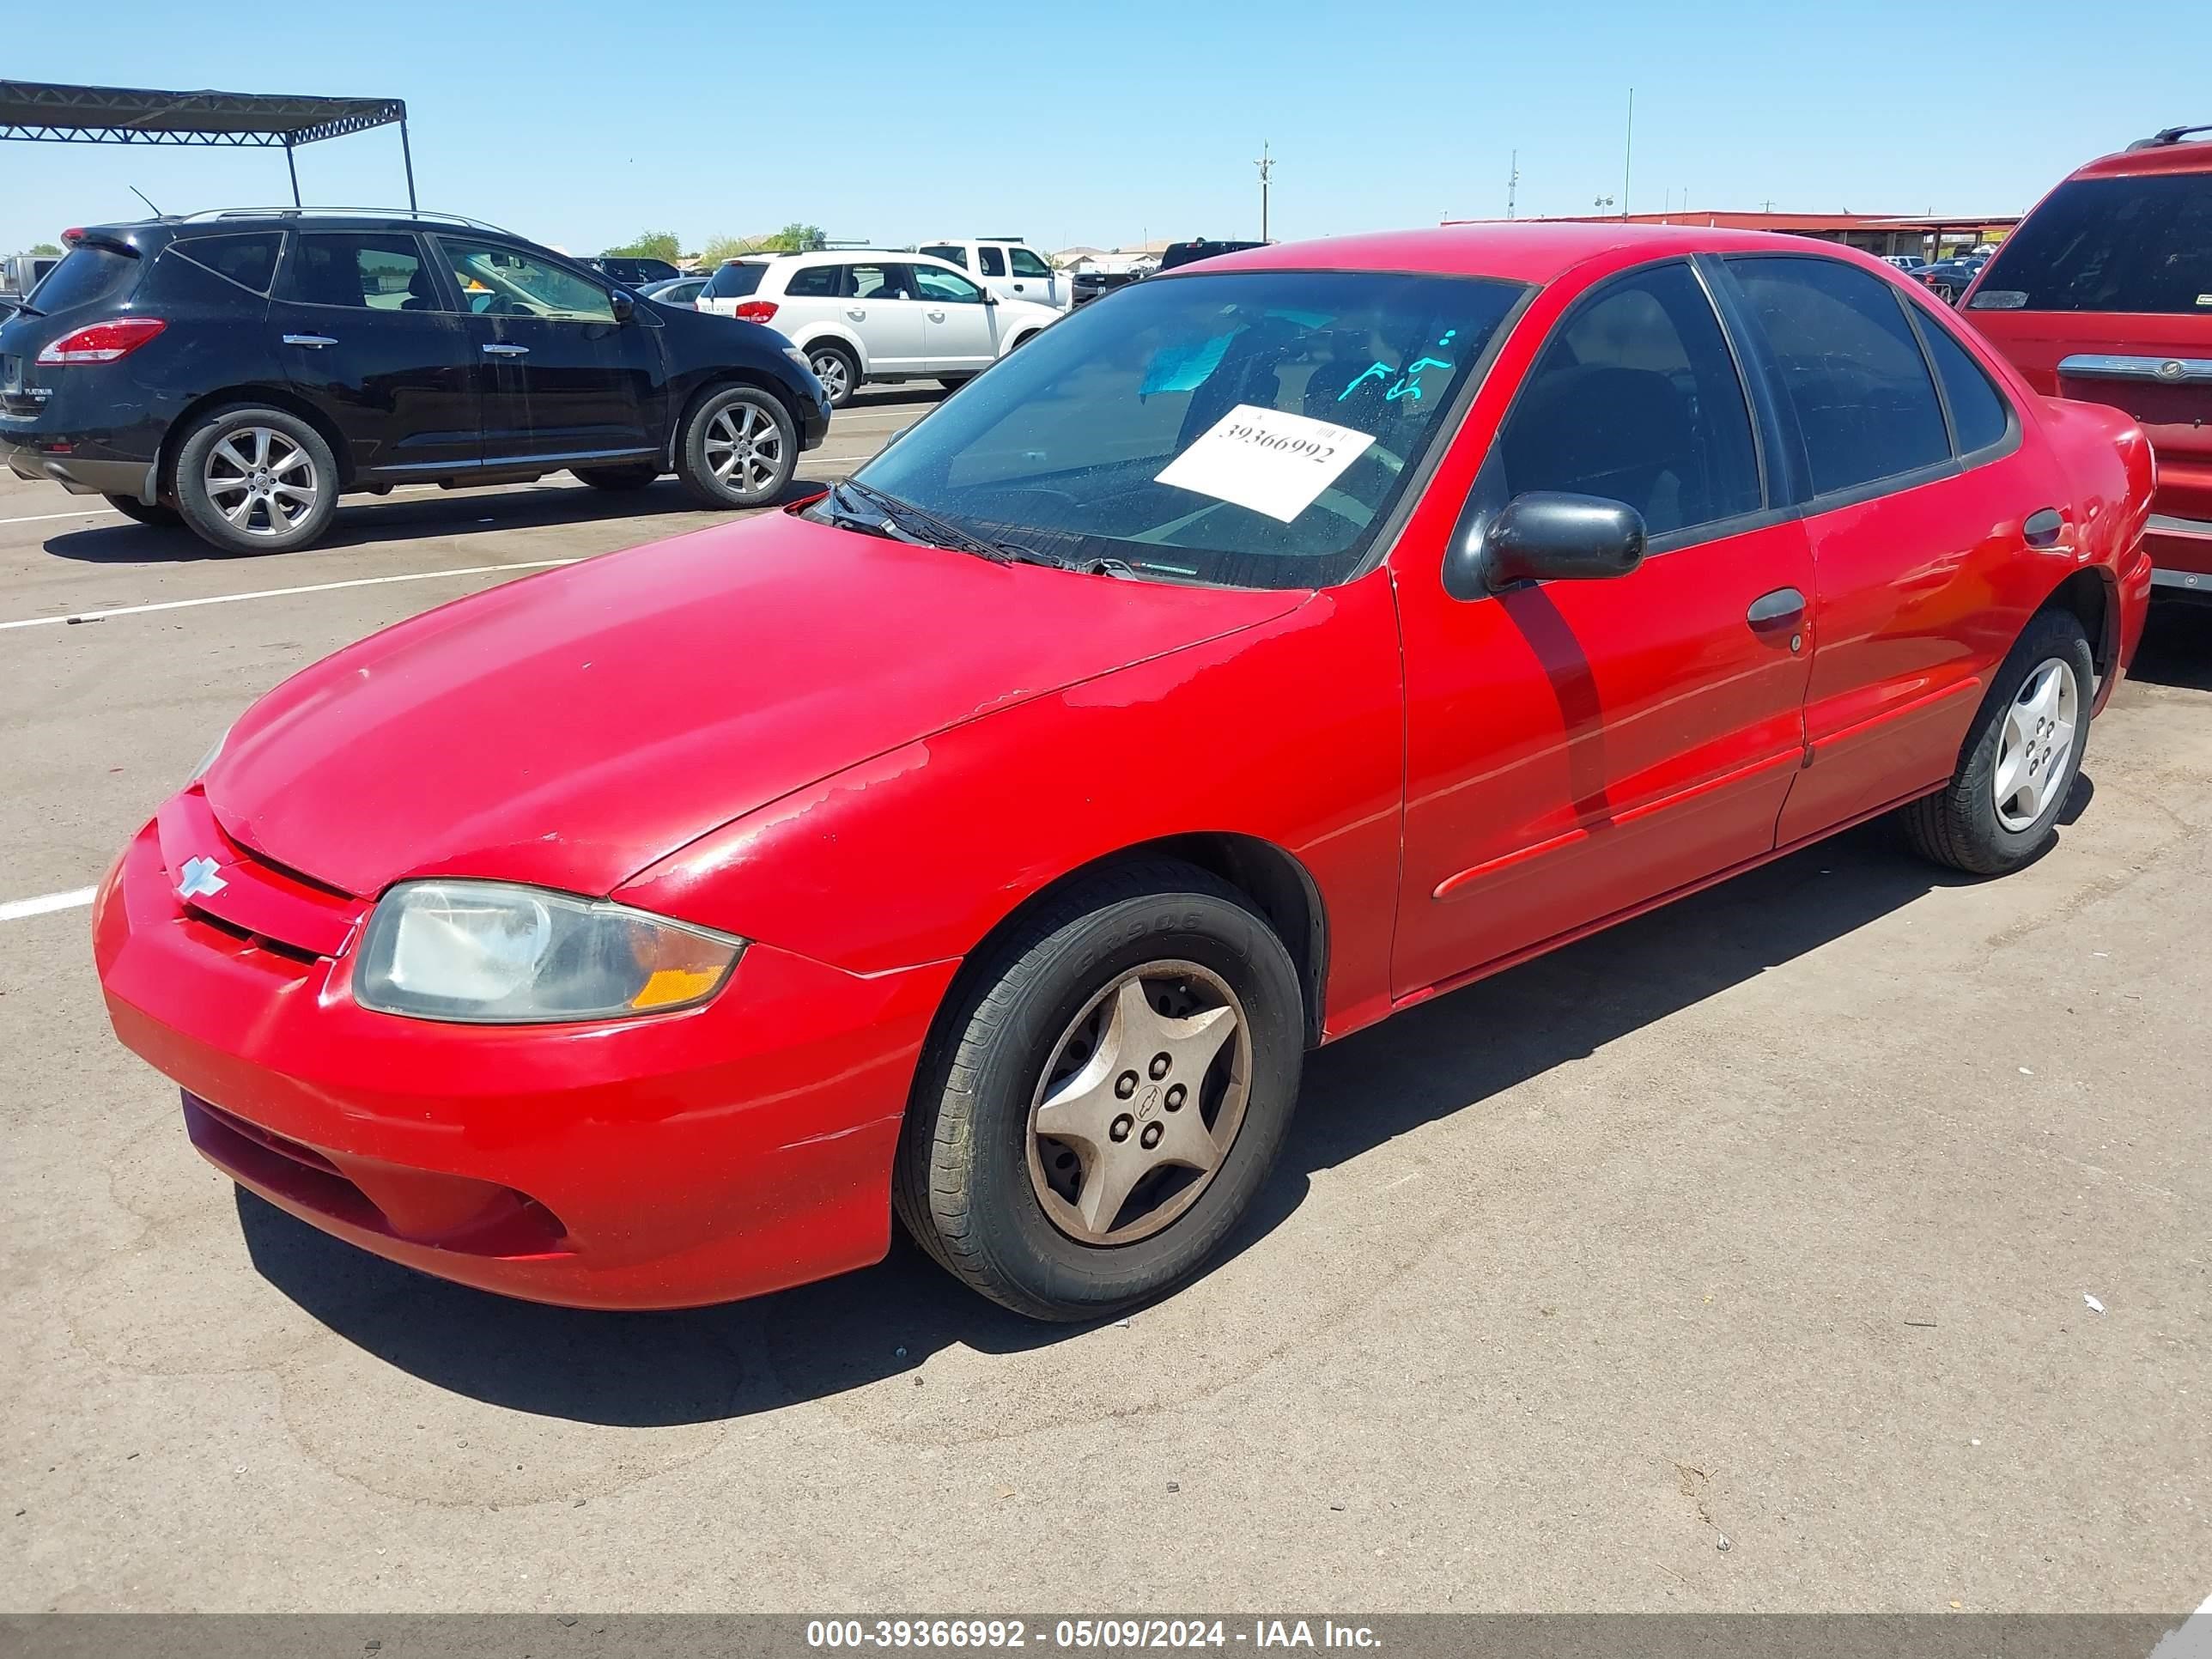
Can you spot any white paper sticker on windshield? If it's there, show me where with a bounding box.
[1154,404,1376,523]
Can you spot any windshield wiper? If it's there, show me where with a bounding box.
[833,479,1070,569]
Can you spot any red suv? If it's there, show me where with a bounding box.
[1963,125,2212,596]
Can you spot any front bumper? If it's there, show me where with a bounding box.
[93,810,957,1310]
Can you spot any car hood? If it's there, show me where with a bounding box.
[204,514,1304,900]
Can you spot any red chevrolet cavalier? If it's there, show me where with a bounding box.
[95,225,2154,1321]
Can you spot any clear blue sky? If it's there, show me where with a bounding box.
[4,0,2203,256]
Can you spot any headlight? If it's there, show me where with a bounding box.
[783,345,811,370]
[354,880,744,1024]
[188,724,230,785]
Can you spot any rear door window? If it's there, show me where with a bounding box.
[848,263,916,300]
[169,232,284,295]
[282,234,434,311]
[1009,247,1053,278]
[1728,256,1952,497]
[23,245,140,313]
[1917,318,2013,454]
[1972,173,2212,314]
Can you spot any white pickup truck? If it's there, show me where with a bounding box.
[915,239,1071,313]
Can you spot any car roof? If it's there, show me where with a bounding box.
[1178,222,1902,287]
[2069,136,2212,179]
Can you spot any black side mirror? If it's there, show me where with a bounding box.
[610,289,635,323]
[1481,491,1646,590]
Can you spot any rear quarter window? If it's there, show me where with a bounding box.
[24,245,140,313]
[167,232,284,295]
[1972,172,2212,314]
[783,264,842,299]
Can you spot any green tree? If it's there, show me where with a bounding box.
[602,229,680,262]
[761,222,827,253]
[27,241,61,255]
[696,232,758,266]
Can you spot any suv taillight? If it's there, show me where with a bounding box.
[733,301,779,323]
[35,318,167,366]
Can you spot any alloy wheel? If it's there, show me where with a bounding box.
[1026,961,1251,1246]
[202,427,319,538]
[810,351,852,403]
[702,403,785,495]
[1993,656,2079,831]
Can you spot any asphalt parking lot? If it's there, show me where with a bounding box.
[2,386,2209,1613]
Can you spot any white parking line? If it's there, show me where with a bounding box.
[0,507,118,526]
[0,558,580,632]
[0,886,95,923]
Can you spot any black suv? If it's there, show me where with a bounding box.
[0,210,830,554]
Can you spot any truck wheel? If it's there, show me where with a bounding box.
[103,495,183,528]
[1900,608,2094,876]
[173,406,338,556]
[675,386,796,509]
[894,860,1305,1321]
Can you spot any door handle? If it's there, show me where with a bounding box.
[1747,586,1806,632]
[927,308,946,322]
[480,343,530,357]
[2023,507,2066,548]
[282,334,337,348]
[846,307,866,321]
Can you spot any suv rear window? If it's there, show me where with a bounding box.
[24,245,139,313]
[1972,172,2212,314]
[702,262,765,300]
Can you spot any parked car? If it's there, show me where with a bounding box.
[696,250,1060,407]
[915,239,1072,311]
[640,273,709,308]
[94,223,2151,1321]
[1914,255,1988,303]
[1072,267,1147,307]
[1962,124,2212,598]
[1881,254,1929,271]
[0,210,830,554]
[1158,238,1269,270]
[588,254,681,287]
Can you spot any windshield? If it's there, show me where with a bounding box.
[835,268,1526,588]
[1972,172,2212,313]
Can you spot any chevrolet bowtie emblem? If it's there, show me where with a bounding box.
[177,856,228,901]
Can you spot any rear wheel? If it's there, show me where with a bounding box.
[103,494,182,528]
[675,386,796,508]
[807,343,859,408]
[894,860,1305,1321]
[173,406,337,555]
[573,463,660,491]
[1900,608,2094,876]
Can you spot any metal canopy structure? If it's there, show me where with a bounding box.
[0,80,416,209]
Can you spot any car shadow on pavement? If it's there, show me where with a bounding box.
[234,808,2055,1427]
[2130,599,2212,693]
[39,479,822,565]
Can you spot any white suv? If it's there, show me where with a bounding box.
[696,251,1060,407]
[915,239,1071,312]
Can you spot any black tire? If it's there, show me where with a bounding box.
[102,494,183,528]
[573,463,660,491]
[1900,608,2094,876]
[894,859,1305,1321]
[937,374,975,391]
[173,405,338,556]
[674,386,797,509]
[806,343,860,409]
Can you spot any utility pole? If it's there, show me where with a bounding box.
[1255,141,1273,241]
[1622,88,1634,221]
[1506,149,1519,220]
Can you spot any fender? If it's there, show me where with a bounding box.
[788,322,870,376]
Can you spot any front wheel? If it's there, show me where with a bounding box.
[1900,607,2094,876]
[173,406,338,555]
[674,386,796,508]
[894,860,1305,1321]
[103,494,183,528]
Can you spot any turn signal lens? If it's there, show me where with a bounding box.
[35,318,167,366]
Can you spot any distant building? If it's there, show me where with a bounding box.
[1442,210,2018,259]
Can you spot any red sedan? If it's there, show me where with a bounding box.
[95,224,2154,1321]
